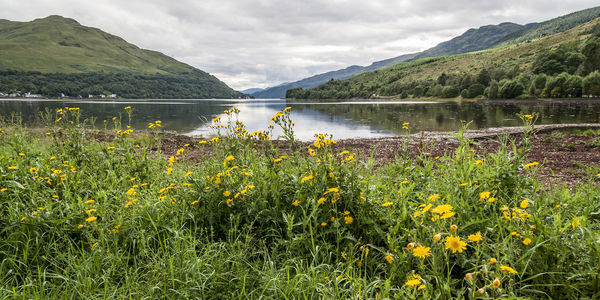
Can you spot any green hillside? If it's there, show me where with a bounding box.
[287,18,600,100]
[0,15,242,99]
[495,6,600,46]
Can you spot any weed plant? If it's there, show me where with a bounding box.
[0,107,599,298]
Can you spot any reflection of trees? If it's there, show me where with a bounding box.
[289,101,600,133]
[0,100,228,132]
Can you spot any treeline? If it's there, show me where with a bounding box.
[287,24,600,100]
[0,70,243,99]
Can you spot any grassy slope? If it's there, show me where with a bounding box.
[307,18,597,96]
[0,15,195,75]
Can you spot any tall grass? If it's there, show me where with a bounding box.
[0,107,599,298]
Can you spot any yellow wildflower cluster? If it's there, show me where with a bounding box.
[147,120,161,129]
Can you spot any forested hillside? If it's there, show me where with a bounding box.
[287,19,600,100]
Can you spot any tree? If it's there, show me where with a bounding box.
[499,79,524,99]
[476,68,491,86]
[467,84,486,98]
[437,73,448,86]
[583,71,600,96]
[487,80,499,99]
[441,86,459,98]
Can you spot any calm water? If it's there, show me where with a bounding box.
[1,98,600,140]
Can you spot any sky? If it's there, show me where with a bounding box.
[0,1,597,91]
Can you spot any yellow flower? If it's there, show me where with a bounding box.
[124,106,131,110]
[185,171,193,177]
[445,235,467,253]
[191,200,199,205]
[427,194,440,201]
[85,216,97,222]
[493,278,501,288]
[500,265,518,274]
[405,274,421,287]
[85,209,96,214]
[407,242,415,249]
[489,257,497,265]
[300,174,314,183]
[523,162,539,169]
[381,201,394,207]
[433,234,441,243]
[412,246,431,259]
[317,197,326,205]
[8,166,17,170]
[479,191,491,201]
[176,148,184,156]
[321,222,327,226]
[385,253,394,264]
[474,160,483,165]
[418,284,426,290]
[18,152,25,156]
[77,224,83,229]
[292,200,300,206]
[520,199,530,208]
[330,216,335,222]
[223,190,231,197]
[522,238,532,245]
[106,146,115,150]
[344,215,354,224]
[345,155,354,162]
[468,232,482,242]
[0,188,7,192]
[226,199,233,206]
[572,220,580,228]
[450,224,457,231]
[465,273,473,281]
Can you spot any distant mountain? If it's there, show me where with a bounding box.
[254,22,531,98]
[0,15,242,99]
[252,53,418,98]
[241,88,264,94]
[494,6,600,46]
[409,22,529,60]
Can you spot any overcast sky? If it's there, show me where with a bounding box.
[0,1,597,90]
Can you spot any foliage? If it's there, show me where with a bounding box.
[1,108,600,298]
[0,70,242,99]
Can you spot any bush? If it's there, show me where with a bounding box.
[441,85,459,98]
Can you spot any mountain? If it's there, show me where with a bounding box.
[0,15,242,99]
[253,22,531,99]
[287,17,600,100]
[494,6,600,46]
[251,52,418,98]
[409,22,530,60]
[241,88,264,94]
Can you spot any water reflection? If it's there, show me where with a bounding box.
[1,98,599,141]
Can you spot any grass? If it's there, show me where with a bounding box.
[1,107,599,298]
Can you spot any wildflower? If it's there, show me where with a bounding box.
[418,284,426,290]
[405,274,421,287]
[223,190,231,197]
[21,217,26,221]
[572,220,580,228]
[412,246,432,259]
[167,168,173,174]
[106,146,115,150]
[493,278,501,288]
[8,166,17,170]
[85,216,97,222]
[300,174,314,183]
[524,114,534,120]
[433,234,441,242]
[292,200,300,206]
[520,199,530,208]
[468,232,482,242]
[450,224,458,231]
[345,155,355,162]
[226,199,233,206]
[321,222,327,226]
[401,180,409,184]
[522,238,532,245]
[185,171,193,177]
[18,152,24,156]
[445,235,467,253]
[479,191,491,201]
[330,216,335,222]
[427,194,440,201]
[407,243,415,250]
[475,160,483,165]
[85,209,96,214]
[77,224,83,229]
[176,148,184,155]
[460,183,468,187]
[381,201,394,207]
[317,197,326,204]
[168,156,176,166]
[465,273,473,281]
[284,106,291,111]
[0,188,7,192]
[477,288,485,295]
[500,265,518,274]
[524,162,539,169]
[489,257,497,265]
[344,215,354,224]
[323,187,339,195]
[124,106,131,110]
[385,253,394,264]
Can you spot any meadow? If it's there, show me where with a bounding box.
[1,106,599,299]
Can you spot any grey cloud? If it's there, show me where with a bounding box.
[0,0,597,90]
